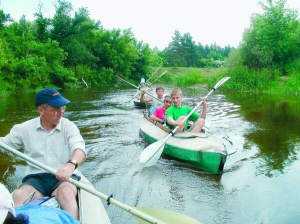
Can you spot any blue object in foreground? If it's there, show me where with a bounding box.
[16,205,79,224]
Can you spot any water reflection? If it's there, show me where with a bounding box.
[225,92,300,175]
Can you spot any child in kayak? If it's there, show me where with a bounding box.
[166,87,207,133]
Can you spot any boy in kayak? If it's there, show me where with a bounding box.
[0,88,86,220]
[140,85,165,114]
[166,87,207,133]
[150,95,172,124]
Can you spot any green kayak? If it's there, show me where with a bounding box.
[139,116,227,174]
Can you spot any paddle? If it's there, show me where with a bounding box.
[128,91,141,103]
[116,74,164,103]
[0,142,202,224]
[148,70,167,85]
[146,66,161,83]
[139,76,231,167]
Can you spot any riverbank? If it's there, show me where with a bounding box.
[159,67,300,96]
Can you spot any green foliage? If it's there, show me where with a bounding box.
[149,49,164,67]
[50,64,77,89]
[0,0,154,94]
[13,55,50,89]
[285,74,300,94]
[0,10,12,29]
[207,67,278,93]
[240,0,300,74]
[270,74,300,95]
[173,71,205,87]
[0,39,8,69]
[162,30,234,68]
[32,11,51,42]
[285,58,300,76]
[0,75,14,96]
[158,68,205,87]
[0,0,300,97]
[218,0,300,95]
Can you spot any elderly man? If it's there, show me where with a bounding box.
[0,88,86,220]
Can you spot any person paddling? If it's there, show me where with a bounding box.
[0,88,86,220]
[166,87,207,133]
[140,85,165,115]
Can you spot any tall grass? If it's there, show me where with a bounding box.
[159,68,206,87]
[207,67,279,93]
[271,74,300,95]
[155,66,300,96]
[172,71,206,87]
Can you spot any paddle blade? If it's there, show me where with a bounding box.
[139,140,165,167]
[134,207,203,224]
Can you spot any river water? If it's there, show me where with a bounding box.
[0,85,299,224]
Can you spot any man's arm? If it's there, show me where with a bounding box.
[140,89,152,103]
[56,148,86,182]
[68,148,86,168]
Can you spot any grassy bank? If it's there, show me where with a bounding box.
[159,67,225,87]
[158,67,300,96]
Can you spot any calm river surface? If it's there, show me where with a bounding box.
[0,85,300,224]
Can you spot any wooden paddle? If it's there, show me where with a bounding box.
[0,142,202,224]
[139,76,231,167]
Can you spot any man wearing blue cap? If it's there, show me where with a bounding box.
[0,88,86,220]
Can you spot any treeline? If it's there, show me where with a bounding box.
[218,0,300,94]
[158,30,234,68]
[1,0,300,96]
[0,0,233,95]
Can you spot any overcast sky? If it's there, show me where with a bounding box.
[1,0,300,50]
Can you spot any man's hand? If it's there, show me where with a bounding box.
[55,163,75,182]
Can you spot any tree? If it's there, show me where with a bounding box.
[240,0,300,74]
[32,2,51,42]
[0,10,12,30]
[165,30,187,67]
[63,7,101,67]
[180,33,199,67]
[51,0,73,47]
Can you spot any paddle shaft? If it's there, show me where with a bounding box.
[148,70,167,84]
[0,142,165,224]
[146,66,161,83]
[128,91,140,103]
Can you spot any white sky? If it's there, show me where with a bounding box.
[1,0,300,50]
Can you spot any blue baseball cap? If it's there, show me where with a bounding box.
[35,88,70,107]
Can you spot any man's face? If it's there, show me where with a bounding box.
[38,105,66,126]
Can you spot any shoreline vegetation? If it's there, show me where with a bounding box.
[0,0,299,97]
[157,67,300,96]
[1,66,300,97]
